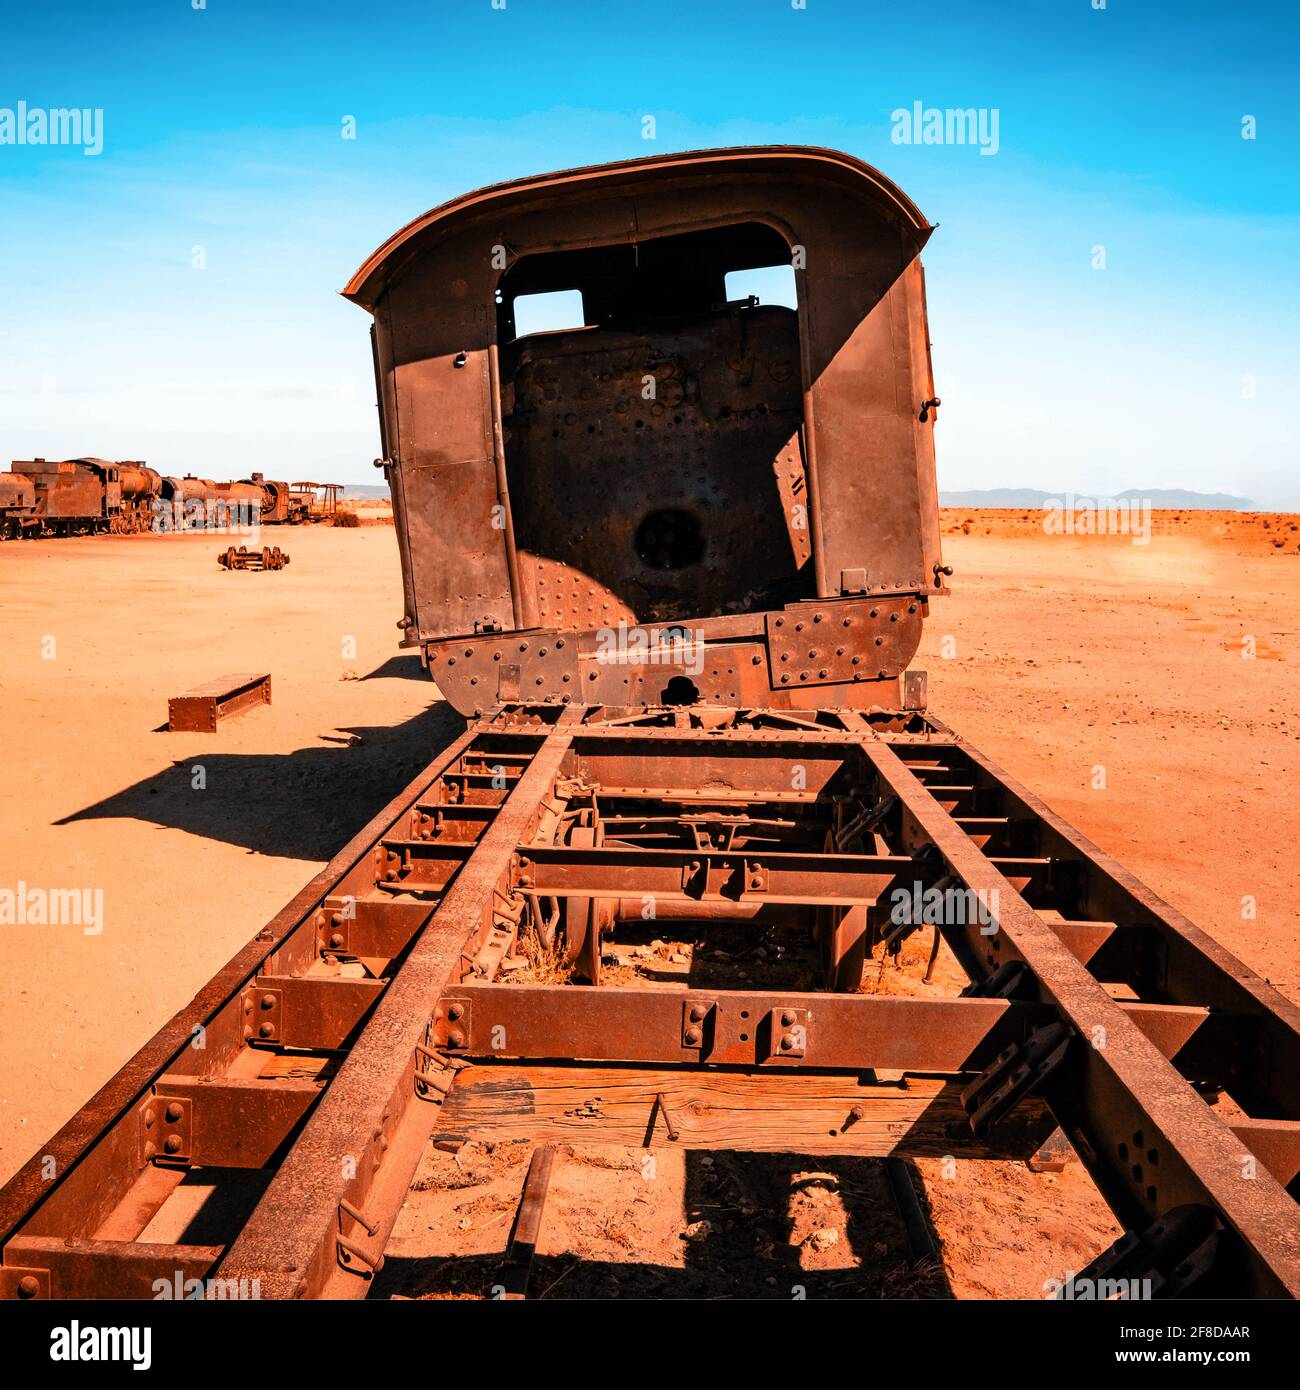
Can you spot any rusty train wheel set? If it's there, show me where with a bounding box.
[3,147,1296,1307]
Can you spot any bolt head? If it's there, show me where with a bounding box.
[16,1275,39,1299]
[259,1022,275,1039]
[164,1102,184,1123]
[164,1134,183,1155]
[684,1027,702,1046]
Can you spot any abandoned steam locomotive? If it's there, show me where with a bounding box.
[1,460,337,538]
[345,145,945,713]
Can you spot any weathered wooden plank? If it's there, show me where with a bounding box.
[434,1065,1055,1158]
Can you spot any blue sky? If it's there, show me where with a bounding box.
[1,0,1296,503]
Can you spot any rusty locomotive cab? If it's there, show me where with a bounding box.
[346,147,947,715]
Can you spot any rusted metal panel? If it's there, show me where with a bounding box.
[168,673,271,732]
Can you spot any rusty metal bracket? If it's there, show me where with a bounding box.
[140,1094,191,1164]
[681,997,716,1053]
[764,1006,809,1060]
[1064,1205,1222,1299]
[961,1020,1071,1135]
[335,1197,383,1279]
[431,997,471,1051]
[244,985,283,1044]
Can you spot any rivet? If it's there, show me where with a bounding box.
[164,1102,184,1124]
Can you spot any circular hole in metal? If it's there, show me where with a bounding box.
[635,508,703,570]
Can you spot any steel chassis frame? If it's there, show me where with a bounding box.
[2,702,1297,1300]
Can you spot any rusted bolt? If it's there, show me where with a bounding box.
[261,993,276,1010]
[143,1107,155,1128]
[330,911,344,927]
[329,932,345,949]
[446,1003,464,1022]
[164,1102,184,1124]
[688,1003,708,1023]
[684,1026,702,1046]
[16,1275,40,1299]
[446,1029,466,1049]
[780,1032,798,1052]
[164,1134,184,1155]
[781,1009,797,1026]
[259,1022,275,1039]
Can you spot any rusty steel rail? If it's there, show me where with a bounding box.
[1,702,1297,1300]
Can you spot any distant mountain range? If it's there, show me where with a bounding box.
[341,483,391,499]
[939,487,1255,510]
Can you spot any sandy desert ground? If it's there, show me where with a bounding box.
[0,508,1296,1298]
